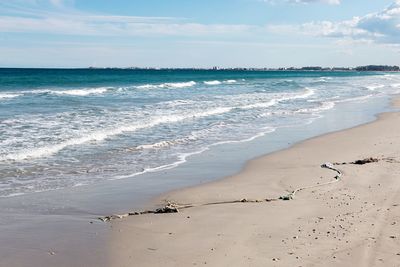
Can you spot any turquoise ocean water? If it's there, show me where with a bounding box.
[1,68,400,198]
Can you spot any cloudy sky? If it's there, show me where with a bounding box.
[0,0,399,68]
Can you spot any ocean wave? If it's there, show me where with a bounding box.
[204,80,222,85]
[381,74,400,81]
[365,84,385,91]
[203,80,238,85]
[0,88,315,161]
[216,88,315,112]
[277,87,315,102]
[273,79,296,86]
[316,77,333,83]
[240,99,277,110]
[296,101,335,113]
[136,139,190,150]
[134,122,227,151]
[299,87,315,98]
[163,99,196,107]
[136,81,196,89]
[261,100,335,117]
[134,84,156,89]
[0,93,21,100]
[2,192,25,198]
[161,81,196,88]
[51,87,109,96]
[224,80,237,83]
[1,107,233,161]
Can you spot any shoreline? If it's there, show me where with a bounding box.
[145,98,397,210]
[109,97,400,266]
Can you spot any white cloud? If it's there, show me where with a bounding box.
[0,2,255,37]
[2,0,399,48]
[0,15,256,37]
[267,1,400,45]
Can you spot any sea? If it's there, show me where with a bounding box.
[1,68,400,199]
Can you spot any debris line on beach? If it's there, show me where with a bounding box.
[99,203,183,222]
[98,162,343,222]
[97,156,393,222]
[333,157,380,165]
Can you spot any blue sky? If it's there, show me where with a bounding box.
[0,0,399,68]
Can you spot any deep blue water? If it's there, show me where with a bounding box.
[1,68,400,197]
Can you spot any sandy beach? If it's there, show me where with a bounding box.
[2,1,400,266]
[109,98,400,267]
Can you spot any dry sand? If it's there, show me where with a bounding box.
[109,99,400,267]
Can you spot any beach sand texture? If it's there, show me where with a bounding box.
[109,100,400,267]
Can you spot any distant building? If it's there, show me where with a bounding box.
[355,65,400,71]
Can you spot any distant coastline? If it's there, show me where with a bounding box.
[85,65,400,72]
[88,65,400,71]
[0,65,399,72]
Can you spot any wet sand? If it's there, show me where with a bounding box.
[109,99,400,266]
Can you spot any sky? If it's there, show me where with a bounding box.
[0,0,400,68]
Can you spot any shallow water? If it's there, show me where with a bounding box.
[1,69,400,198]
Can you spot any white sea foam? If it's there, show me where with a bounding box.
[73,182,88,187]
[366,84,385,91]
[276,87,315,102]
[3,192,25,197]
[163,99,196,107]
[294,87,315,99]
[203,79,236,86]
[318,101,336,111]
[52,87,109,96]
[134,123,227,151]
[204,80,222,85]
[135,134,199,150]
[224,80,237,83]
[20,89,51,95]
[391,83,400,88]
[137,81,196,89]
[296,101,335,113]
[316,77,333,82]
[261,99,335,117]
[165,81,196,88]
[1,107,233,161]
[20,88,109,96]
[136,84,157,89]
[137,140,185,150]
[0,87,315,162]
[240,99,277,110]
[0,93,21,99]
[215,88,315,112]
